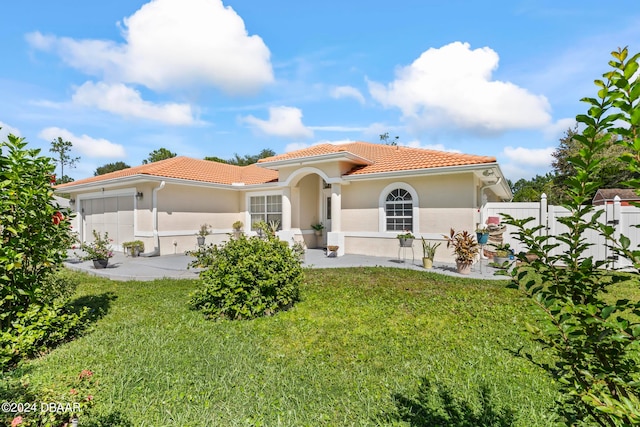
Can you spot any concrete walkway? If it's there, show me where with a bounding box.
[64,249,508,282]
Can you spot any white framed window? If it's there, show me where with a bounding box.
[378,182,419,233]
[249,194,282,230]
[385,188,413,231]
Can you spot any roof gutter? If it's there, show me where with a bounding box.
[142,180,165,257]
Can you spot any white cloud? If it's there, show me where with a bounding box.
[502,146,555,168]
[0,121,21,140]
[368,41,552,133]
[403,139,462,153]
[26,0,273,94]
[543,117,576,140]
[284,139,354,153]
[243,106,313,139]
[308,125,367,132]
[330,85,365,104]
[39,127,126,158]
[72,81,197,125]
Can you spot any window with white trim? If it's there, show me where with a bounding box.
[385,189,413,231]
[250,195,282,230]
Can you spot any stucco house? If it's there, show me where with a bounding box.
[55,142,511,261]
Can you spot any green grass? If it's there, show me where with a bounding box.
[5,268,559,426]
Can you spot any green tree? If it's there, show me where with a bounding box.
[203,156,228,164]
[504,47,640,425]
[142,147,176,164]
[379,132,399,146]
[49,137,79,184]
[551,127,637,203]
[206,148,276,166]
[509,173,555,202]
[94,161,131,176]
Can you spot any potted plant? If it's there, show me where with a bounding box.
[311,223,324,236]
[493,243,512,266]
[476,224,489,245]
[327,245,339,257]
[232,221,243,239]
[76,230,114,269]
[443,228,479,275]
[421,238,441,269]
[196,223,211,246]
[397,231,415,248]
[122,240,144,257]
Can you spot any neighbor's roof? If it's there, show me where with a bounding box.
[593,188,640,201]
[258,142,496,175]
[55,156,278,189]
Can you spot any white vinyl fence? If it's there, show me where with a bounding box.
[483,194,640,269]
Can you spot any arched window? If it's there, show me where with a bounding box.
[385,188,413,231]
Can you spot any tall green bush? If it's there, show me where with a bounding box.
[189,233,303,320]
[503,48,640,426]
[0,133,83,369]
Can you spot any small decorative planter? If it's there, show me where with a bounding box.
[456,261,472,275]
[399,238,414,248]
[197,236,205,246]
[476,232,489,244]
[314,230,323,237]
[422,258,433,269]
[493,256,510,265]
[327,245,339,257]
[93,259,108,269]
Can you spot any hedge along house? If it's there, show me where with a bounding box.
[55,142,512,261]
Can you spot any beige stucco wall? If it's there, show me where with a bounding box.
[156,183,243,254]
[339,173,478,261]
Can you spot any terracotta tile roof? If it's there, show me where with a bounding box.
[55,156,278,189]
[258,141,496,175]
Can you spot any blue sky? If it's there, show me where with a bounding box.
[1,1,639,181]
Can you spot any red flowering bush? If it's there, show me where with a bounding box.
[0,134,84,370]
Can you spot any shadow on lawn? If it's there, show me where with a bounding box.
[69,292,117,323]
[390,378,515,427]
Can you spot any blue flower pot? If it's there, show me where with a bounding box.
[476,232,489,244]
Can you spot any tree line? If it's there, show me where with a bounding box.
[508,127,638,204]
[48,141,276,182]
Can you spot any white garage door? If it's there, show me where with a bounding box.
[83,196,134,250]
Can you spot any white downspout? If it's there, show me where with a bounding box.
[143,181,165,257]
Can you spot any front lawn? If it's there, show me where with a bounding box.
[4,268,559,426]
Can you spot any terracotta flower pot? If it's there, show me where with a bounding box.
[456,261,472,275]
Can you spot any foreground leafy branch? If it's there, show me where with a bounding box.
[503,48,640,426]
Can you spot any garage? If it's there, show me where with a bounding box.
[82,195,134,250]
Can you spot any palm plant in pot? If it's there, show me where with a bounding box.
[443,228,479,275]
[311,223,324,236]
[421,238,441,269]
[196,223,211,246]
[232,221,243,239]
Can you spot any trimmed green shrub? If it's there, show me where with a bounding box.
[188,233,303,320]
